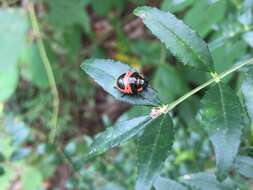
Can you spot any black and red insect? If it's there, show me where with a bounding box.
[115,71,148,96]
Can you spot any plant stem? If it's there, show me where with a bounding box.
[27,3,59,143]
[167,58,253,111]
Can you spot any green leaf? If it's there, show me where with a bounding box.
[184,0,227,37]
[180,172,233,190]
[0,8,28,102]
[81,59,161,106]
[200,83,245,180]
[154,176,188,190]
[87,115,152,159]
[153,63,188,103]
[234,156,253,179]
[241,67,253,121]
[136,114,174,190]
[134,6,214,72]
[46,0,90,34]
[161,0,196,13]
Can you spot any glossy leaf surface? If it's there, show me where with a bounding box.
[200,83,245,179]
[81,59,161,106]
[87,115,152,159]
[134,6,214,72]
[136,114,174,190]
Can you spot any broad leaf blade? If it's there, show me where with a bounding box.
[87,115,152,159]
[200,83,245,180]
[154,176,188,190]
[134,6,214,72]
[136,114,174,190]
[234,156,253,179]
[81,59,161,106]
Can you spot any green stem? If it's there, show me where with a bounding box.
[28,3,59,143]
[167,58,253,111]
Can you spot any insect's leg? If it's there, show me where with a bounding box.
[137,93,145,99]
[121,93,126,97]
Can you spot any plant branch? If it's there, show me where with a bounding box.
[27,3,59,143]
[167,58,253,111]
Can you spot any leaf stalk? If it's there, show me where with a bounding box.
[166,58,253,111]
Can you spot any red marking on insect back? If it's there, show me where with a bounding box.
[137,86,143,92]
[123,71,133,94]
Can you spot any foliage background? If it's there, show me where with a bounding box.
[0,0,253,189]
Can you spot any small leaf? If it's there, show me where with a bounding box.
[81,59,161,106]
[234,156,253,179]
[134,6,214,72]
[241,67,253,121]
[200,83,245,180]
[136,114,174,190]
[87,115,152,159]
[154,176,188,190]
[180,172,232,190]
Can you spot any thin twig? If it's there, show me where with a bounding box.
[27,2,59,143]
[167,58,253,111]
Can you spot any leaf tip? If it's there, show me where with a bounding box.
[133,6,151,19]
[80,58,94,70]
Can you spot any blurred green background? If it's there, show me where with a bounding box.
[0,0,252,189]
